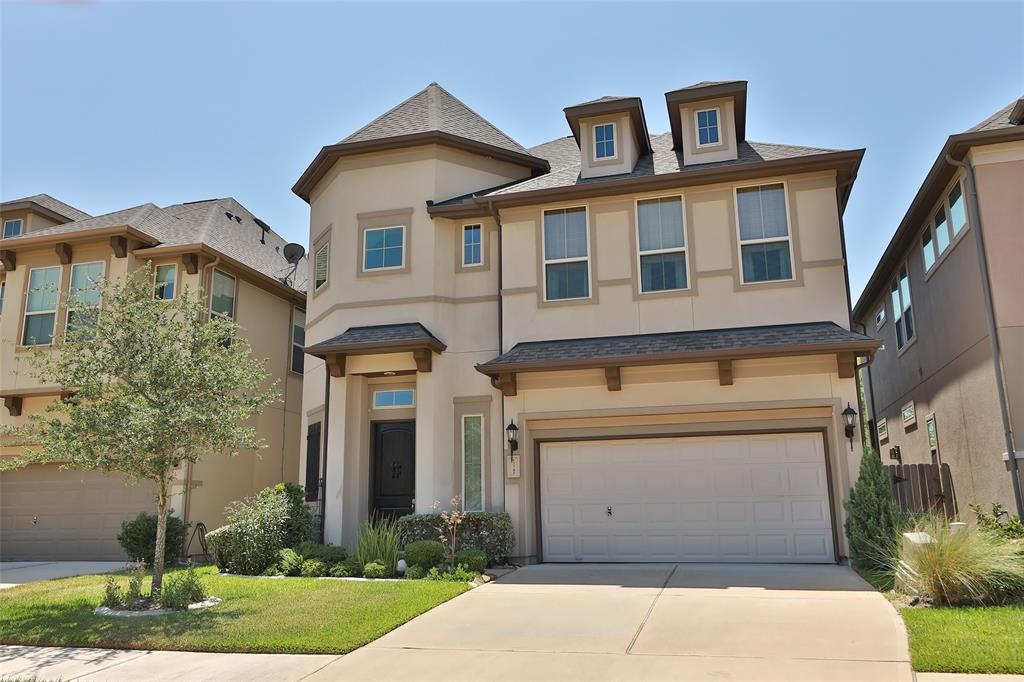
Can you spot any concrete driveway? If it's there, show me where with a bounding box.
[0,561,126,589]
[313,563,912,681]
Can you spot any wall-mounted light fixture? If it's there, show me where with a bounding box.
[505,420,519,454]
[842,403,858,450]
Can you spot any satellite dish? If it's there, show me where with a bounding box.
[283,243,306,264]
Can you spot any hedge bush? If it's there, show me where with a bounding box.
[259,482,312,547]
[363,561,387,578]
[455,548,487,573]
[396,512,514,565]
[117,512,189,566]
[294,540,347,564]
[206,488,290,575]
[301,558,328,577]
[404,540,445,571]
[277,548,304,576]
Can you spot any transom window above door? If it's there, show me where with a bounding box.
[736,183,793,284]
[543,207,590,301]
[363,226,405,271]
[637,196,687,293]
[373,389,415,409]
[593,123,615,159]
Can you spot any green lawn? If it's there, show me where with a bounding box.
[902,605,1024,674]
[0,566,469,654]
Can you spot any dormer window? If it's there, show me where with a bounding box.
[593,123,616,159]
[696,108,720,146]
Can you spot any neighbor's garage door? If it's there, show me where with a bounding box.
[0,464,155,561]
[540,432,835,563]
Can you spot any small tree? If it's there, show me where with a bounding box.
[432,496,466,569]
[844,448,903,570]
[1,266,278,593]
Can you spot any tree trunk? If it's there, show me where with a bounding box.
[151,477,169,596]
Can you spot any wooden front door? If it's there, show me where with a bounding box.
[371,421,416,518]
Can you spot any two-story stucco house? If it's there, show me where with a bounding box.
[0,195,307,560]
[296,81,880,564]
[853,97,1024,518]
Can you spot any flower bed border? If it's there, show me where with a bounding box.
[93,596,222,618]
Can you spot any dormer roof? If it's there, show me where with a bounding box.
[0,193,92,224]
[563,96,653,155]
[665,80,748,150]
[293,83,549,202]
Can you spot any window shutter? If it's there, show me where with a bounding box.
[315,245,329,288]
[305,422,322,501]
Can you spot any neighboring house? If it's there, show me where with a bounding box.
[296,81,880,564]
[0,195,307,560]
[853,97,1024,517]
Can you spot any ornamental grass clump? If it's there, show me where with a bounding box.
[354,515,401,577]
[896,516,1024,605]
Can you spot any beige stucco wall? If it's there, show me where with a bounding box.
[579,114,640,179]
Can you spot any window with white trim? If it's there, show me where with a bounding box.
[543,207,590,300]
[291,308,305,374]
[594,123,615,159]
[22,266,60,346]
[736,184,793,283]
[0,281,6,318]
[363,226,405,271]
[462,414,484,512]
[875,306,886,329]
[921,228,936,271]
[66,262,104,341]
[154,263,176,300]
[372,389,414,409]
[890,263,915,350]
[3,219,22,239]
[948,182,967,236]
[637,196,687,292]
[314,242,329,290]
[210,269,236,319]
[462,224,482,266]
[933,206,950,255]
[696,108,720,146]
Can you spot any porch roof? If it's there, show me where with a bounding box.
[305,322,446,357]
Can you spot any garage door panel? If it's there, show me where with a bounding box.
[540,433,835,564]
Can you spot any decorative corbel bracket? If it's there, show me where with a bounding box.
[604,366,622,391]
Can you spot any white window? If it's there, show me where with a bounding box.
[462,414,484,512]
[874,305,886,329]
[291,308,305,374]
[543,207,590,301]
[890,263,915,350]
[3,219,22,239]
[636,196,687,293]
[593,122,615,159]
[210,269,236,319]
[696,108,721,146]
[462,224,482,266]
[314,242,329,290]
[363,226,405,271]
[154,263,176,300]
[66,262,104,341]
[933,206,950,255]
[736,183,793,283]
[921,228,936,271]
[373,389,414,409]
[0,281,5,318]
[948,182,967,236]
[22,266,61,346]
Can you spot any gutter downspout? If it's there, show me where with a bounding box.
[945,152,1023,517]
[486,199,507,512]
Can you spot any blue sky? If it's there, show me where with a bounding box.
[2,1,1021,301]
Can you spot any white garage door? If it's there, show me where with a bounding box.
[540,432,835,563]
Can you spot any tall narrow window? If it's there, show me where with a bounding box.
[314,243,329,290]
[66,262,104,341]
[933,207,950,254]
[948,183,966,236]
[154,263,176,300]
[3,219,22,239]
[305,421,322,502]
[696,108,720,146]
[462,414,484,512]
[890,263,915,350]
[0,281,5,318]
[637,196,687,292]
[543,207,590,300]
[363,226,405,270]
[210,269,236,319]
[462,224,482,266]
[291,308,305,374]
[22,266,60,346]
[921,228,936,270]
[736,184,793,283]
[594,123,615,159]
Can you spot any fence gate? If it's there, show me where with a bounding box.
[885,463,956,516]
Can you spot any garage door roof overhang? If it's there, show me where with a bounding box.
[476,321,881,396]
[304,322,447,376]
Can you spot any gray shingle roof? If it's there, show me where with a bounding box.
[1,193,92,222]
[670,80,743,91]
[305,323,445,354]
[341,82,530,156]
[966,97,1024,132]
[566,95,634,108]
[478,322,877,371]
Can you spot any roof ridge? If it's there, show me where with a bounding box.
[429,82,528,153]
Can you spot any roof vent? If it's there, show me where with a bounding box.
[225,211,233,220]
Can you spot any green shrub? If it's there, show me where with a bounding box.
[159,565,207,610]
[426,564,476,582]
[843,449,904,570]
[404,540,445,571]
[896,516,1024,605]
[362,561,387,579]
[455,548,487,573]
[328,562,355,578]
[117,512,189,566]
[396,512,514,565]
[300,559,327,577]
[972,503,1024,541]
[259,482,313,548]
[355,516,401,578]
[295,540,347,563]
[208,490,290,575]
[260,564,282,577]
[125,563,147,606]
[277,548,303,576]
[102,576,124,609]
[403,565,426,580]
[205,525,232,569]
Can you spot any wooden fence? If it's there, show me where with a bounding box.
[885,463,956,517]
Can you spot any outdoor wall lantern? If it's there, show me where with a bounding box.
[505,420,519,454]
[842,403,858,449]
